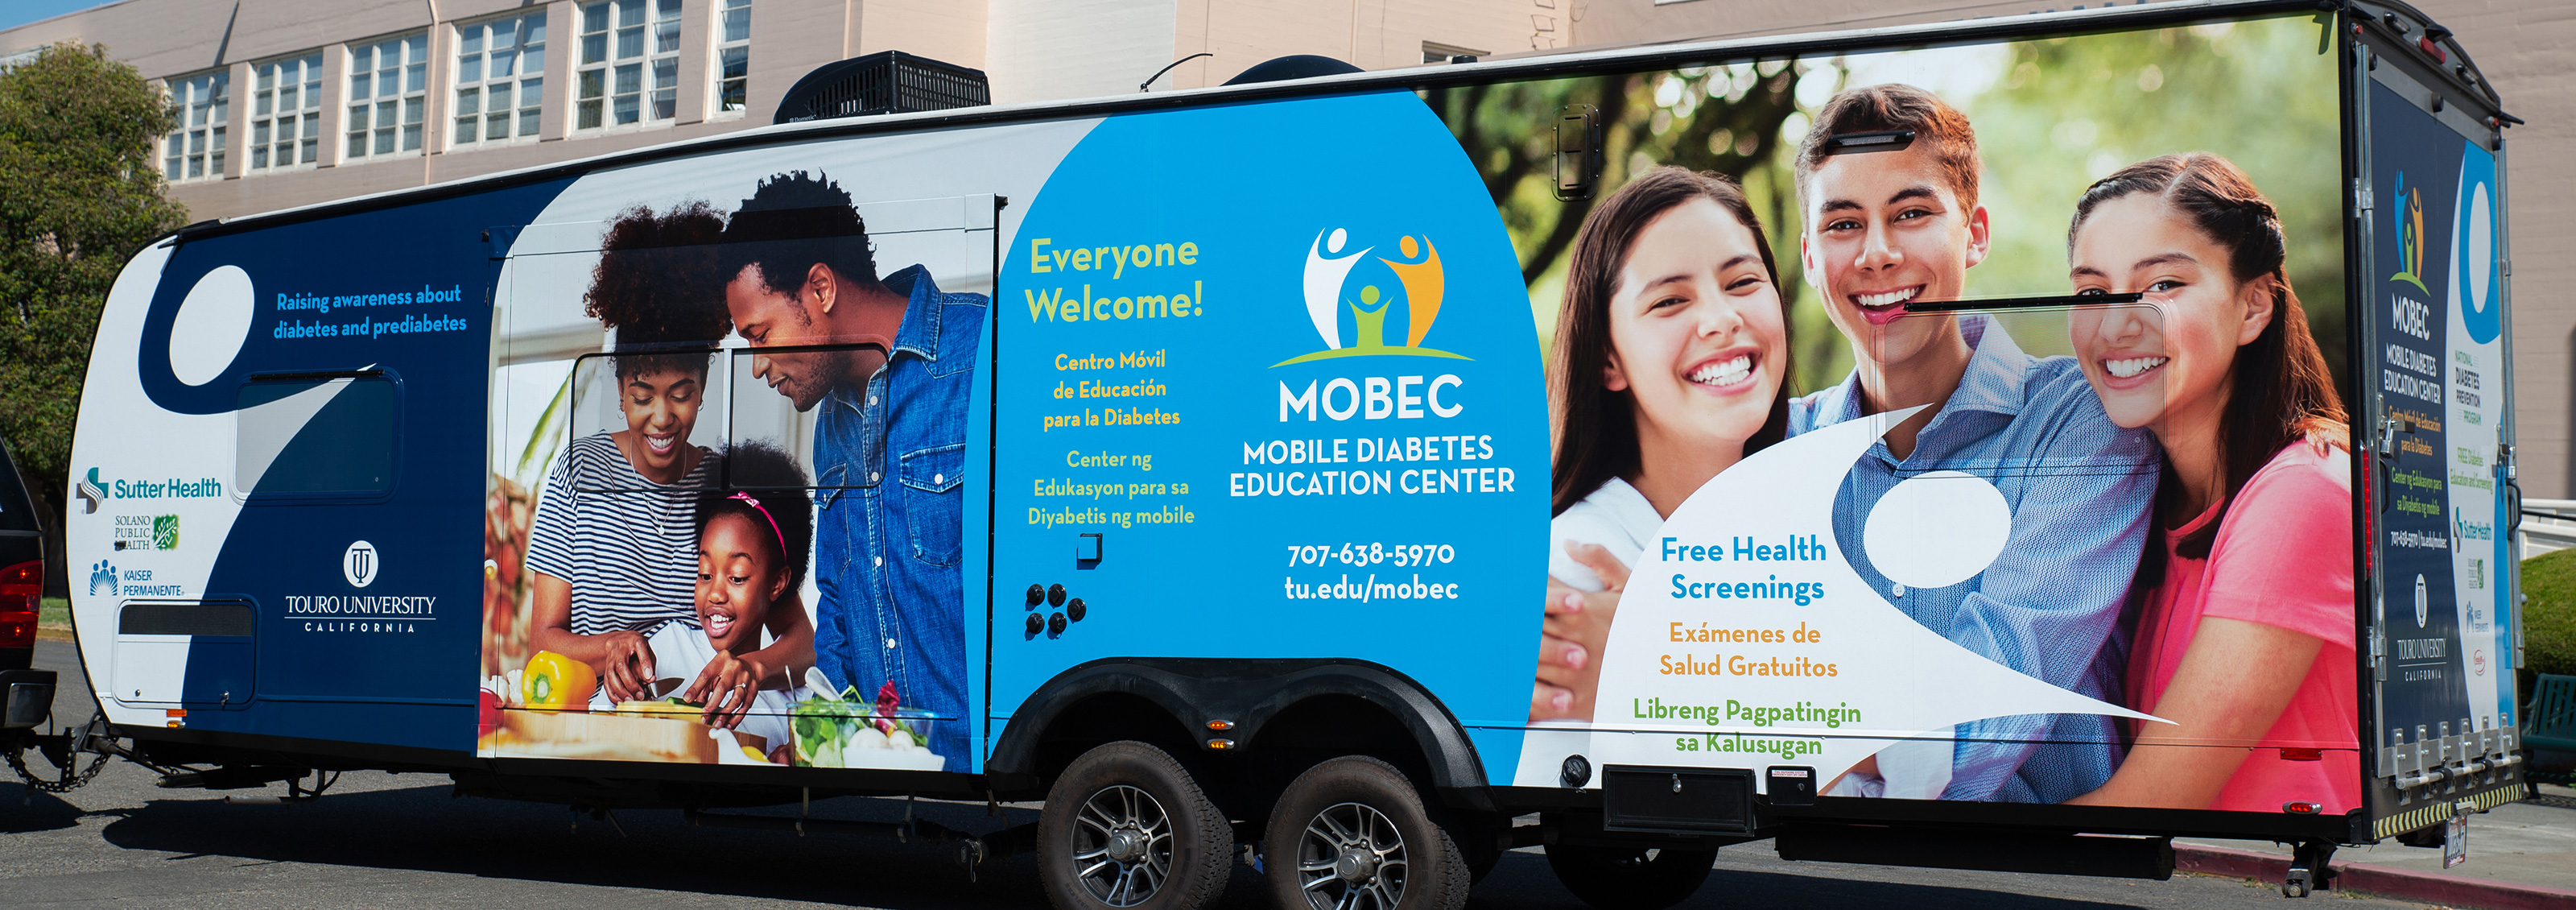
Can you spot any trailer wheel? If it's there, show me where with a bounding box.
[1038,741,1232,910]
[1542,843,1715,910]
[1263,756,1469,910]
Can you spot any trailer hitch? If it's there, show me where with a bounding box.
[5,714,121,796]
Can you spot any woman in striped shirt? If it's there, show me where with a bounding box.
[523,201,815,705]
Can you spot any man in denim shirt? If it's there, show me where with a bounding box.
[1792,86,2157,802]
[719,172,981,766]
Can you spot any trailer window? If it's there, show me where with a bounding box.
[236,373,398,497]
[567,350,727,492]
[723,343,892,490]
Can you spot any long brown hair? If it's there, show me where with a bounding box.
[1551,167,1793,516]
[2068,153,2346,557]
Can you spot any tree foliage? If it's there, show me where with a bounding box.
[1436,15,2344,397]
[0,43,188,537]
[1427,64,1802,359]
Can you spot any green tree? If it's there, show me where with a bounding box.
[1428,64,1802,358]
[0,43,189,590]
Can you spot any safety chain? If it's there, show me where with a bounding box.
[6,743,111,793]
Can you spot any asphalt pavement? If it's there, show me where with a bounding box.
[0,639,2509,909]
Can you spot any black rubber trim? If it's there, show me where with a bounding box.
[1904,292,2143,313]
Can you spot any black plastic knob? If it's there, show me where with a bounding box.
[1048,612,1067,635]
[1047,583,1067,607]
[1066,598,1086,623]
[1026,583,1045,607]
[1025,613,1046,635]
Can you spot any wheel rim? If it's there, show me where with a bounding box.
[1294,801,1407,910]
[1071,784,1174,907]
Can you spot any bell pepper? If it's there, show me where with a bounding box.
[522,651,596,709]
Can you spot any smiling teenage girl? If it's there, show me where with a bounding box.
[524,202,815,705]
[2062,154,2355,812]
[1530,167,1793,723]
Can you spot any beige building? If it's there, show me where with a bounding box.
[0,0,1534,221]
[6,0,2570,499]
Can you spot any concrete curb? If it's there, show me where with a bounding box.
[2176,844,2576,909]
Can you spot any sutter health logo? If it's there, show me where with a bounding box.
[77,467,221,514]
[1274,228,1469,366]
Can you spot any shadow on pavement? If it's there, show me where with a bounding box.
[79,778,2160,910]
[0,784,100,833]
[95,782,1063,907]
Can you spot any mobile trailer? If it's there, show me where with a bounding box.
[10,0,2533,905]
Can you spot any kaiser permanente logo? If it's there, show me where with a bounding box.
[77,467,221,514]
[2388,172,2429,295]
[1274,229,1468,367]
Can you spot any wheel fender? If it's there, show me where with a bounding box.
[985,658,1490,809]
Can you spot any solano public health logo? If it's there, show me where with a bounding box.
[2388,172,2428,296]
[113,514,180,552]
[1274,228,1471,367]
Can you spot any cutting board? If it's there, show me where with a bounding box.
[502,708,765,763]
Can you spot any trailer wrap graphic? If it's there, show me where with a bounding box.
[63,10,2436,818]
[2365,77,2513,806]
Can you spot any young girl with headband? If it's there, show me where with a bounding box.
[589,441,815,763]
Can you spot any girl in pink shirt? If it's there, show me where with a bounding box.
[2060,154,2357,813]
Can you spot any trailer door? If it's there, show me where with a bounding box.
[486,192,1000,772]
[2352,30,2524,839]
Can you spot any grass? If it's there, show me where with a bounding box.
[2520,549,2576,677]
[39,596,68,630]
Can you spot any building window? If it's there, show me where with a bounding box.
[576,0,682,130]
[347,32,429,159]
[163,70,229,182]
[454,13,547,147]
[249,54,322,172]
[715,0,749,114]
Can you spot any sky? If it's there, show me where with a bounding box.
[2,0,115,34]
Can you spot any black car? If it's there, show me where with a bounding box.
[0,437,48,725]
[0,435,43,670]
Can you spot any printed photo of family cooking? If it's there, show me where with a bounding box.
[480,169,982,771]
[1468,18,2360,812]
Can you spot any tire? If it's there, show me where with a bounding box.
[1262,756,1469,910]
[1542,843,1716,910]
[1038,741,1233,910]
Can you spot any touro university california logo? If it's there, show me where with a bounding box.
[343,540,379,589]
[1275,228,1469,366]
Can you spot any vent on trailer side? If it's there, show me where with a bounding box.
[772,51,990,124]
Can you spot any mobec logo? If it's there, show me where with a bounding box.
[2388,172,2429,296]
[343,540,379,589]
[1274,228,1470,367]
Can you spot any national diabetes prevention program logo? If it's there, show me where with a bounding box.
[1275,228,1468,366]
